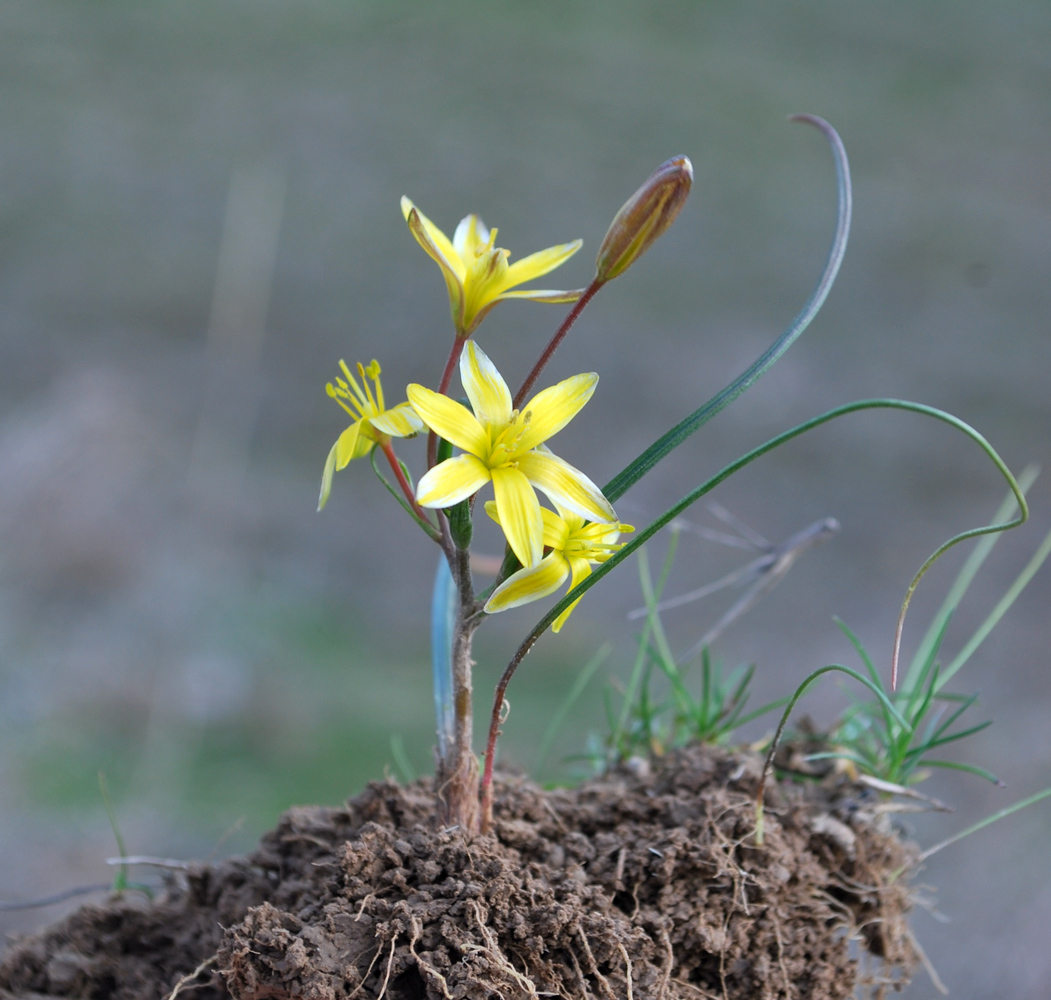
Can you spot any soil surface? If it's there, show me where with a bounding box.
[0,745,917,1000]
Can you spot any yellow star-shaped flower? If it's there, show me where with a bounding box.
[318,360,423,511]
[483,500,633,632]
[406,341,616,568]
[401,197,584,337]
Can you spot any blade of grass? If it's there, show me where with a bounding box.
[929,693,980,741]
[938,525,1051,690]
[755,664,913,843]
[834,619,894,734]
[917,787,1051,861]
[389,735,416,784]
[906,464,1039,691]
[535,643,613,777]
[918,720,993,753]
[98,771,129,894]
[921,759,1002,784]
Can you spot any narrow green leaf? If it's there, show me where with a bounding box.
[369,446,440,540]
[906,463,1039,691]
[918,787,1051,861]
[535,643,612,778]
[922,759,1002,784]
[939,525,1051,690]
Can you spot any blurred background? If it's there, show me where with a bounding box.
[1,1,1049,995]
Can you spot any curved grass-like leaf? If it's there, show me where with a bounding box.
[482,398,1027,817]
[754,663,911,844]
[603,114,852,503]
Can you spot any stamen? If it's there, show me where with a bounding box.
[340,361,369,410]
[326,383,360,419]
[358,362,379,413]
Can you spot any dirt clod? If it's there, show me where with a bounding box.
[1,745,917,1000]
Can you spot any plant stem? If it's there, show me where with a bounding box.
[428,333,468,469]
[483,282,604,598]
[513,279,602,409]
[436,542,482,833]
[480,629,539,833]
[380,440,433,528]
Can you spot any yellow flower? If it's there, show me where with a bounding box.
[318,360,423,511]
[406,341,616,567]
[483,501,634,632]
[401,197,584,336]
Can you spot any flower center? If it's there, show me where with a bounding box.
[486,409,531,467]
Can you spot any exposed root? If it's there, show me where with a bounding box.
[408,914,452,1000]
[347,941,385,1000]
[617,943,634,1000]
[657,927,674,1000]
[375,934,398,1000]
[905,927,948,996]
[165,955,217,1000]
[465,899,541,1000]
[574,923,617,1000]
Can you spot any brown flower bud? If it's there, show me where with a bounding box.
[595,155,693,283]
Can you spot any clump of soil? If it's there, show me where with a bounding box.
[0,745,917,1000]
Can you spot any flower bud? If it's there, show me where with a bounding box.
[595,155,693,283]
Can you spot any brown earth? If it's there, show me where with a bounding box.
[0,745,917,1000]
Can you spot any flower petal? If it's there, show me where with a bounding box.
[401,197,465,280]
[334,421,363,468]
[550,497,587,532]
[318,441,340,511]
[542,506,571,549]
[552,557,594,633]
[452,213,490,264]
[460,342,512,430]
[494,288,586,304]
[503,239,583,288]
[415,454,491,508]
[406,384,488,457]
[403,202,466,329]
[491,465,544,567]
[350,424,376,460]
[484,553,569,615]
[517,450,616,524]
[515,372,598,453]
[462,249,512,333]
[369,401,424,438]
[486,500,568,550]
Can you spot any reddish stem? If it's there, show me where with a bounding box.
[479,631,541,832]
[381,439,433,527]
[512,279,603,409]
[428,334,467,469]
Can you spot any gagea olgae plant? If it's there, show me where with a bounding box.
[318,115,1033,837]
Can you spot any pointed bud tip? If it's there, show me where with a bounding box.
[595,155,693,283]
